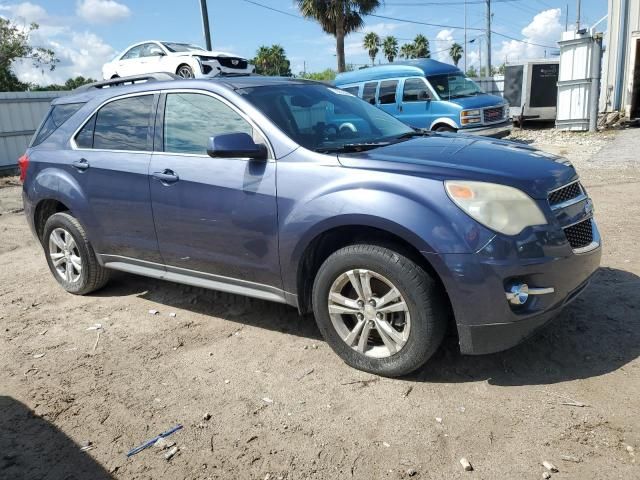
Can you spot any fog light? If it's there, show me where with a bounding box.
[506,283,529,305]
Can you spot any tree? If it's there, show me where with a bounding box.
[399,43,414,59]
[382,36,398,63]
[31,76,97,91]
[0,18,57,91]
[296,0,381,73]
[363,32,380,66]
[412,34,430,58]
[466,66,478,78]
[252,45,292,76]
[449,43,463,67]
[298,68,337,81]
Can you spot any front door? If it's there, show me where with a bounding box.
[397,77,433,129]
[69,93,161,263]
[149,91,281,288]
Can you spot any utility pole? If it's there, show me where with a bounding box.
[464,0,467,73]
[485,0,492,76]
[199,0,212,51]
[478,37,482,76]
[565,4,569,32]
[576,0,581,31]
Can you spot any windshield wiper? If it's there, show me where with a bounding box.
[315,142,391,153]
[393,129,433,140]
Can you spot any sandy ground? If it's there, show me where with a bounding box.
[1,127,639,480]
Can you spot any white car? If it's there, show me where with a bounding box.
[102,41,255,80]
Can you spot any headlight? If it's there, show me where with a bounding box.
[461,109,481,117]
[445,181,547,235]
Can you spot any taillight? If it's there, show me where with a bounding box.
[18,154,29,182]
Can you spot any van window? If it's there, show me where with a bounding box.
[32,103,85,147]
[378,80,398,104]
[164,93,254,155]
[427,73,483,100]
[402,78,431,102]
[362,82,377,104]
[82,95,154,151]
[340,86,359,96]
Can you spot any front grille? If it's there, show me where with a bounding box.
[202,64,213,74]
[563,218,593,249]
[483,106,504,123]
[549,181,583,207]
[217,57,248,69]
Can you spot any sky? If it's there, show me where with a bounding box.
[0,0,607,85]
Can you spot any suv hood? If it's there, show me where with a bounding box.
[171,50,243,58]
[447,93,505,109]
[338,134,576,199]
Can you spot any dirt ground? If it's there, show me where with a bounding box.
[1,127,639,480]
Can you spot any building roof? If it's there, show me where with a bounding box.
[334,59,461,85]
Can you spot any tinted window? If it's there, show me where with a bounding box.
[164,93,253,155]
[378,80,398,104]
[362,82,377,104]
[402,78,430,102]
[92,95,154,151]
[340,86,359,96]
[75,113,96,148]
[427,73,483,99]
[32,103,85,146]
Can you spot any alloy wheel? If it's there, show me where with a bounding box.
[328,269,411,358]
[177,66,194,78]
[48,228,82,283]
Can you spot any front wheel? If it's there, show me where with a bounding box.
[435,125,456,133]
[312,244,447,377]
[176,64,195,78]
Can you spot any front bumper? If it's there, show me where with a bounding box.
[425,219,602,355]
[196,60,254,78]
[459,119,512,138]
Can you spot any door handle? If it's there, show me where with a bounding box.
[72,159,90,171]
[152,169,179,184]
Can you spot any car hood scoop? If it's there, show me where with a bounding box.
[338,134,576,199]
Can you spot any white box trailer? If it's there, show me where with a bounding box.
[503,59,560,124]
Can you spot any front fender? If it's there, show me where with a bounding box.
[277,166,495,294]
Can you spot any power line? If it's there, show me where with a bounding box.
[370,13,484,31]
[385,0,525,5]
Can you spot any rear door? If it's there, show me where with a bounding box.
[149,90,280,288]
[397,77,433,129]
[70,93,161,263]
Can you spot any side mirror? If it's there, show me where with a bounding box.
[207,132,268,160]
[150,50,165,56]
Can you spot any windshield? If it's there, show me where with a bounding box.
[238,84,414,152]
[162,42,205,52]
[427,73,484,99]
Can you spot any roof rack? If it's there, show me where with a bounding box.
[74,73,180,92]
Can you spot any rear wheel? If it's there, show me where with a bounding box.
[43,212,110,295]
[176,64,195,78]
[312,244,446,377]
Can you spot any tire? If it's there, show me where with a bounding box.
[43,212,110,295]
[176,64,195,78]
[312,244,446,377]
[435,125,456,133]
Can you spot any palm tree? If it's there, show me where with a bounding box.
[449,42,463,66]
[382,36,398,63]
[252,45,292,76]
[363,32,380,65]
[296,0,381,72]
[399,43,414,59]
[412,34,430,58]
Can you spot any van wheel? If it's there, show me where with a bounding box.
[312,244,446,377]
[435,125,456,133]
[43,212,110,295]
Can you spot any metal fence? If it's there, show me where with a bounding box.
[0,91,70,174]
[475,75,505,97]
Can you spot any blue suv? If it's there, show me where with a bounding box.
[20,74,601,377]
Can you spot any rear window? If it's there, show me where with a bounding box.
[340,86,359,96]
[378,80,398,104]
[32,103,85,146]
[362,82,377,104]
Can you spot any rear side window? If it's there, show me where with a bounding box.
[378,80,398,104]
[32,103,85,146]
[340,86,359,96]
[362,82,377,104]
[75,95,154,151]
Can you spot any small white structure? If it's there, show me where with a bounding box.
[503,59,559,123]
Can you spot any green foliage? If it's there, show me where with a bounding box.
[298,68,337,81]
[382,36,398,63]
[363,32,380,65]
[31,76,97,91]
[449,43,463,67]
[252,45,292,76]
[398,34,430,60]
[296,0,381,72]
[399,43,414,59]
[465,66,478,78]
[0,18,57,91]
